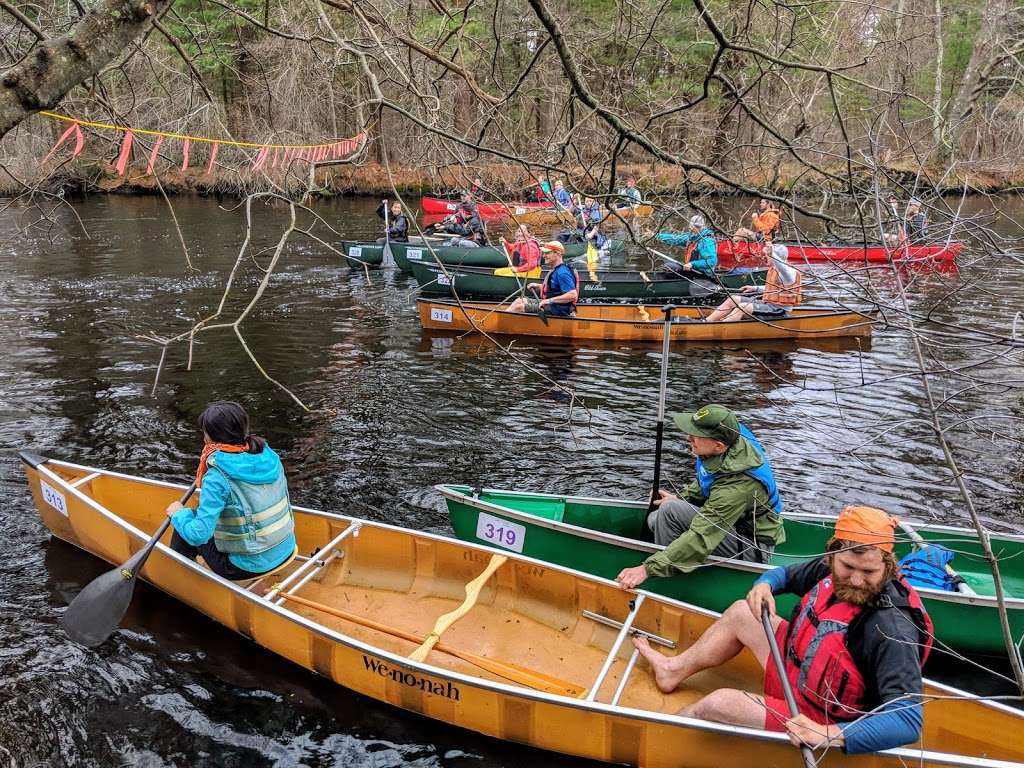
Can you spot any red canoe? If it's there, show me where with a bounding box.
[716,239,960,266]
[420,196,554,217]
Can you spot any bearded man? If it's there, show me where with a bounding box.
[633,506,933,754]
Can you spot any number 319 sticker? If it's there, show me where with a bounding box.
[475,512,526,553]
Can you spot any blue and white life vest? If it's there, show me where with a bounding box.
[694,424,783,515]
[899,545,959,592]
[208,457,294,556]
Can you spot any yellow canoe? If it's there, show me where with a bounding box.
[418,299,876,342]
[23,455,1024,768]
[508,204,654,228]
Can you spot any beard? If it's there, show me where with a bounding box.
[832,578,884,606]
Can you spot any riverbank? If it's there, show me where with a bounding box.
[6,157,1024,199]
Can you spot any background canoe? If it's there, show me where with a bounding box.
[410,261,767,300]
[390,239,625,272]
[418,299,877,342]
[421,196,552,217]
[510,205,655,228]
[716,239,962,266]
[438,485,1024,655]
[23,457,1024,768]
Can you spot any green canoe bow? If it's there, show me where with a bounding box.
[410,260,767,300]
[437,484,1024,655]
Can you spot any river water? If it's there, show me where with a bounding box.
[0,194,1022,767]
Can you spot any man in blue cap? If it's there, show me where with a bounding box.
[616,404,786,589]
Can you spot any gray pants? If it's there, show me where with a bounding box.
[647,498,773,563]
[449,238,480,248]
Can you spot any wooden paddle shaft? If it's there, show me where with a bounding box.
[409,553,507,662]
[761,604,818,768]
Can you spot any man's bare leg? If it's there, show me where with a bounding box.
[680,689,770,726]
[632,600,776,693]
[705,296,744,322]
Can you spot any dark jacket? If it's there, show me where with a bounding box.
[376,201,408,242]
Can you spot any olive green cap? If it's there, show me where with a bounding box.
[673,404,741,446]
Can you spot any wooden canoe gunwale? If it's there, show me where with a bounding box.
[25,459,1024,768]
[435,484,1024,611]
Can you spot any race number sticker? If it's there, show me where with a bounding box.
[349,246,363,258]
[407,248,423,261]
[514,207,526,215]
[430,308,453,323]
[475,512,526,553]
[40,480,68,517]
[437,273,451,286]
[447,203,457,211]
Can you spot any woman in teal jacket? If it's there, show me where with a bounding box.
[165,401,297,580]
[656,214,718,275]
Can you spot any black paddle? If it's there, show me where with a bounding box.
[761,603,818,768]
[643,304,675,540]
[61,480,197,647]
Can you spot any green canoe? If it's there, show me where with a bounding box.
[410,260,766,300]
[437,484,1024,655]
[343,239,625,272]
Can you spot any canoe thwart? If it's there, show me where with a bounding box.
[585,595,646,703]
[582,609,677,648]
[410,553,507,662]
[265,523,361,604]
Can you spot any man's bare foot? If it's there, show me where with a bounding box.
[633,635,687,693]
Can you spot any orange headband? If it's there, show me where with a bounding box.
[834,505,898,552]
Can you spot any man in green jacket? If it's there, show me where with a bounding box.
[616,404,786,589]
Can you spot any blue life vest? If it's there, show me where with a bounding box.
[694,424,783,515]
[208,457,294,555]
[899,545,958,592]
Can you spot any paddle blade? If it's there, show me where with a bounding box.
[61,550,145,647]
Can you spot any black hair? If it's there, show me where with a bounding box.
[198,401,265,453]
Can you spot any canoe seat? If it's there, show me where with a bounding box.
[195,545,301,590]
[238,545,300,590]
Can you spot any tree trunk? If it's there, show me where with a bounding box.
[932,0,944,148]
[0,0,172,138]
[947,0,1010,135]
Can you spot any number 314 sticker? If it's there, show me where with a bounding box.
[474,512,526,553]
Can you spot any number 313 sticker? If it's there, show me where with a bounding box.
[475,512,526,553]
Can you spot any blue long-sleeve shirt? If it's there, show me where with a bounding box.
[656,229,718,272]
[754,566,924,754]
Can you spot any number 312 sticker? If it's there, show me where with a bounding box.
[475,512,526,553]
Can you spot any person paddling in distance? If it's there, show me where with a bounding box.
[656,214,718,277]
[165,401,297,581]
[375,200,408,243]
[508,241,579,317]
[704,243,801,322]
[616,405,785,590]
[732,198,781,243]
[631,506,933,754]
[498,224,543,277]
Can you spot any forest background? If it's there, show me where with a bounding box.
[1,0,1023,204]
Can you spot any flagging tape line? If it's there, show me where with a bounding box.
[39,111,364,151]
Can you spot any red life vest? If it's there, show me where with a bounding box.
[507,239,542,272]
[782,576,933,722]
